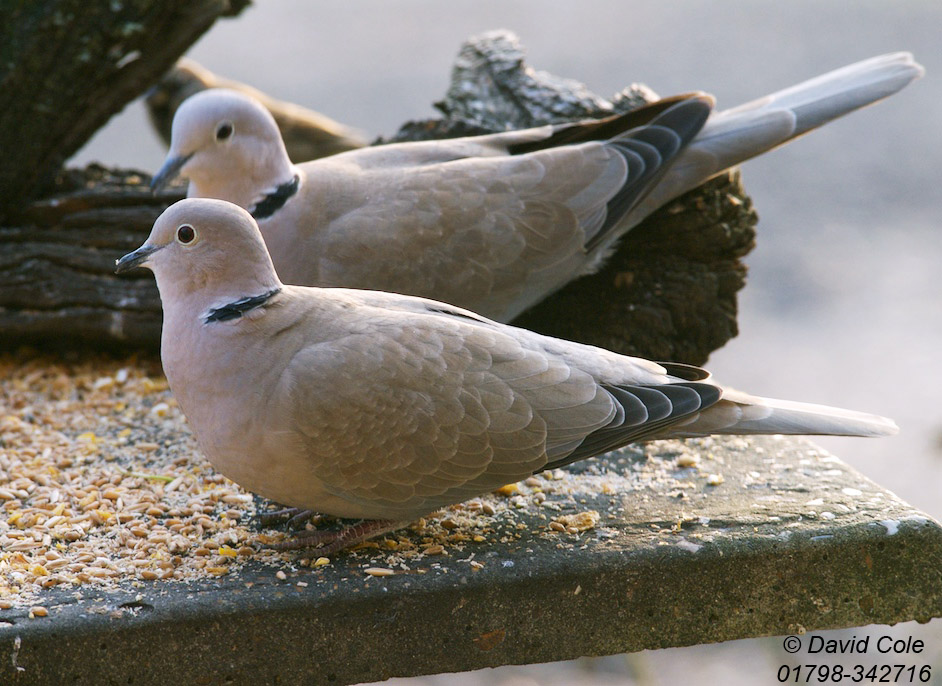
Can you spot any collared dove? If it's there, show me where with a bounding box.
[151,53,923,323]
[116,198,897,553]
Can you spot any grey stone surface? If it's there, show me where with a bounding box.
[0,435,939,685]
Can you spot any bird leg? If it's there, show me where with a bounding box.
[264,519,408,555]
[256,507,325,530]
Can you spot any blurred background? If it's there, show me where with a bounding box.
[72,1,941,684]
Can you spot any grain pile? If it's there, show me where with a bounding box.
[0,350,272,603]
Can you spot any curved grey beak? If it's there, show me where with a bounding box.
[115,245,160,274]
[150,152,193,192]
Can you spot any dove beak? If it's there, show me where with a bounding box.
[115,244,161,274]
[150,152,193,192]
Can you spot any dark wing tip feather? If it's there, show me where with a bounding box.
[584,96,713,251]
[506,92,712,156]
[658,362,713,382]
[648,95,714,141]
[544,381,722,470]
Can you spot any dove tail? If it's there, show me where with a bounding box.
[668,389,899,439]
[647,52,924,207]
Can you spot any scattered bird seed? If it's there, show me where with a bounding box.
[553,511,600,533]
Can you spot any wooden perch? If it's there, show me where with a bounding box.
[0,167,178,349]
[0,0,248,221]
[0,30,756,365]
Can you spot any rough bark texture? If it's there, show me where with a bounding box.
[0,0,248,220]
[0,167,179,350]
[436,30,658,128]
[1,29,756,365]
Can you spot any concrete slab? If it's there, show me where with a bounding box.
[1,435,939,685]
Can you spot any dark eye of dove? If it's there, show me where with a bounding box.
[215,121,234,141]
[176,224,196,244]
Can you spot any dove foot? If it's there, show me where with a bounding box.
[264,519,408,555]
[256,507,327,530]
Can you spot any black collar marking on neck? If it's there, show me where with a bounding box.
[205,288,281,324]
[251,174,300,220]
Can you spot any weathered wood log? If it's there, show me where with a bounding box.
[0,167,180,349]
[0,166,753,365]
[0,30,756,365]
[146,60,367,163]
[0,0,248,221]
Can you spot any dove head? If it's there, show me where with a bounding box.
[151,89,293,205]
[116,199,282,309]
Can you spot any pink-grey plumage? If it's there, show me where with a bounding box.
[116,199,897,550]
[152,53,924,322]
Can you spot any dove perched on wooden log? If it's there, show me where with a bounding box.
[116,198,898,554]
[150,53,923,323]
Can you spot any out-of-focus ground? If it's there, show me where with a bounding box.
[71,2,942,684]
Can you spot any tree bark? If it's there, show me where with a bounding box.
[0,168,753,365]
[0,29,756,366]
[0,0,248,221]
[0,166,178,349]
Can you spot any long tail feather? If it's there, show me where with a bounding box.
[669,388,899,438]
[636,52,924,215]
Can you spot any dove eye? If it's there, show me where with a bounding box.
[176,224,197,245]
[215,121,234,141]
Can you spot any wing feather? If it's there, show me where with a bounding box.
[271,292,728,517]
[308,95,712,321]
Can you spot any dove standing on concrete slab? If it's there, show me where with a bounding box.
[150,53,923,322]
[116,198,897,554]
